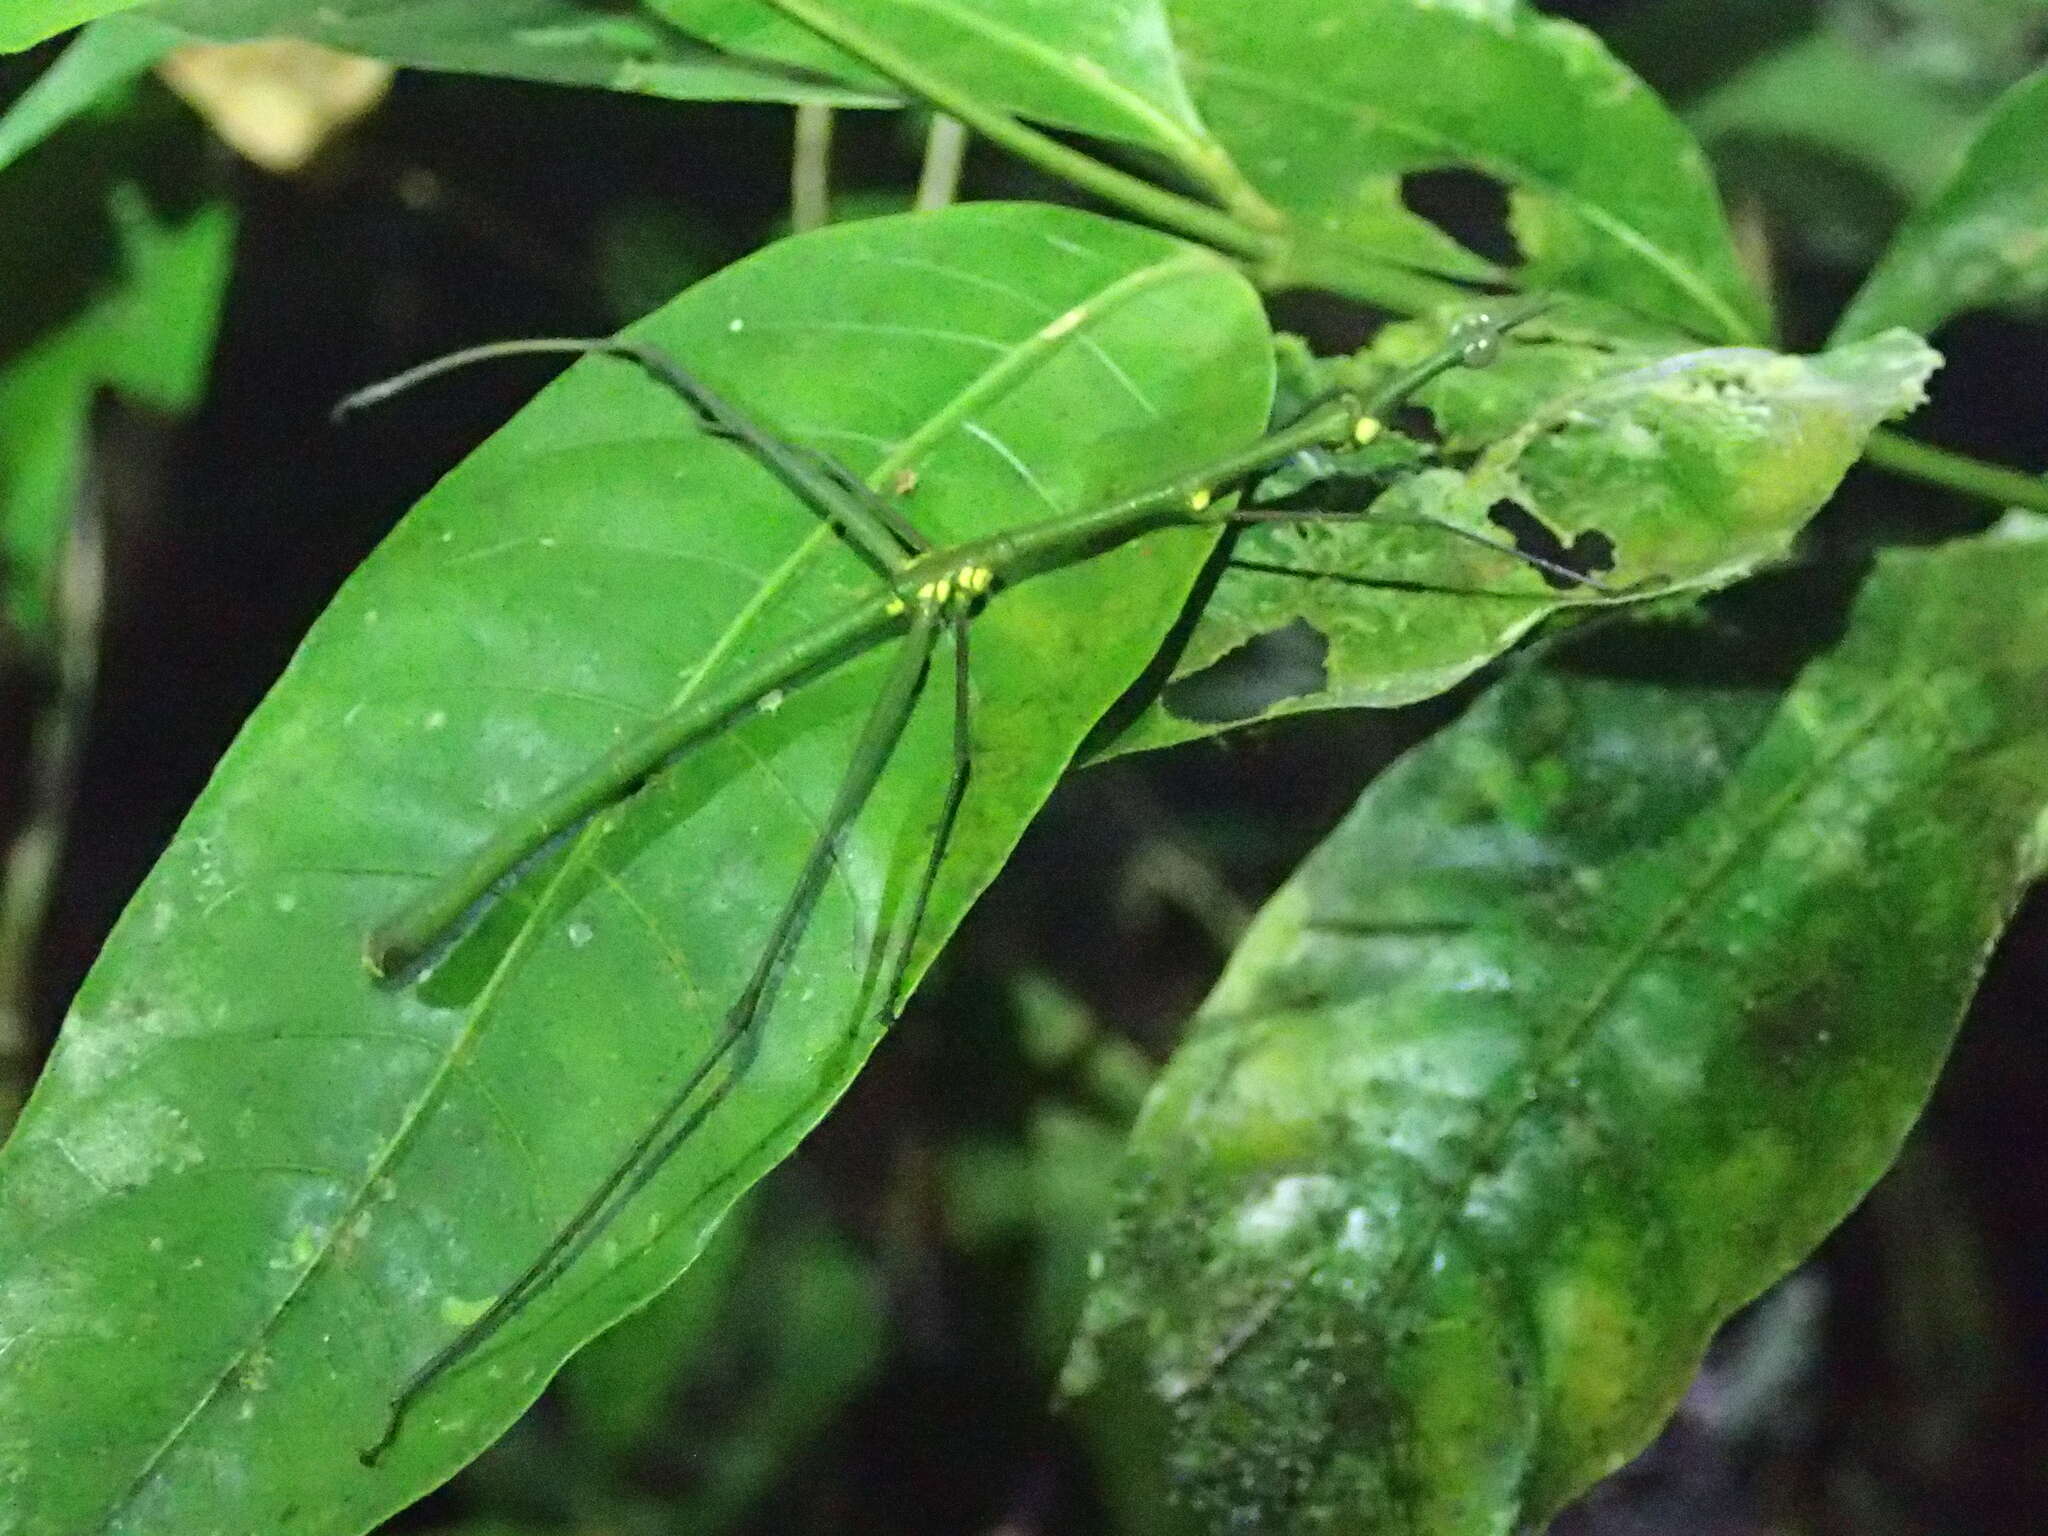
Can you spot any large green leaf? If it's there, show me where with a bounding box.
[1065,521,2048,1534]
[0,89,232,644]
[1165,0,1771,341]
[645,0,1226,172]
[0,0,137,50]
[130,0,889,105]
[0,15,180,174]
[1104,311,1938,756]
[0,203,1273,1533]
[1833,64,2048,343]
[1690,31,1985,205]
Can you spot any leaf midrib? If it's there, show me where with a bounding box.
[1183,672,1922,1500]
[86,244,1230,1528]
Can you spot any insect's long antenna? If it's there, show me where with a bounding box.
[336,337,929,570]
[363,603,944,1466]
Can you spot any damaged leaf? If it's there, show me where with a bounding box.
[1067,521,2048,1534]
[1101,314,1939,756]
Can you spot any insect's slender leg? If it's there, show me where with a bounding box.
[337,336,925,574]
[363,603,944,1466]
[882,594,977,1017]
[1223,505,1620,593]
[804,440,932,557]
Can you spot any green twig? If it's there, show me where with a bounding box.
[791,102,835,233]
[913,113,969,212]
[0,454,105,1129]
[758,0,1284,270]
[1864,429,2048,516]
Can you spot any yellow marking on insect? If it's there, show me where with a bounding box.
[959,564,994,595]
[892,469,920,496]
[1353,416,1382,445]
[886,594,908,617]
[1189,487,1213,513]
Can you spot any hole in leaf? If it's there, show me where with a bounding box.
[1164,619,1330,724]
[1486,500,1619,590]
[1399,168,1522,269]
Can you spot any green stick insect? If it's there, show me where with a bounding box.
[344,300,1598,1463]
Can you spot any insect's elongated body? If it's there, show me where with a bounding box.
[348,305,1578,1462]
[360,385,1372,978]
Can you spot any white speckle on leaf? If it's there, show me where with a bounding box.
[728,317,745,333]
[61,1096,203,1189]
[424,710,448,731]
[273,892,298,914]
[566,921,594,949]
[1234,1174,1342,1246]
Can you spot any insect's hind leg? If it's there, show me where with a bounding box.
[880,601,975,1018]
[362,606,946,1466]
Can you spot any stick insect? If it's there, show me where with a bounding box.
[346,301,1593,1464]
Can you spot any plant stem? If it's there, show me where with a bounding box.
[791,102,835,233]
[914,113,969,212]
[758,0,1284,270]
[1864,429,2048,515]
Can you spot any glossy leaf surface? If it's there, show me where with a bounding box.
[1834,64,2048,342]
[133,0,889,105]
[0,203,1273,1534]
[647,0,1223,170]
[1105,313,1938,756]
[1067,523,2048,1533]
[1166,0,1769,340]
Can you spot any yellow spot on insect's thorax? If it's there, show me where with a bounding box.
[1353,416,1382,445]
[1188,487,1213,513]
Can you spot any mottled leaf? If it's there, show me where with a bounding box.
[1834,64,2048,342]
[1104,312,1938,756]
[0,204,1272,1534]
[1166,0,1770,340]
[1066,522,2048,1534]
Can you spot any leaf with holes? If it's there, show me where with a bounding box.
[1834,64,2048,343]
[1066,521,2048,1534]
[0,203,1273,1535]
[1166,0,1771,340]
[1100,312,1939,757]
